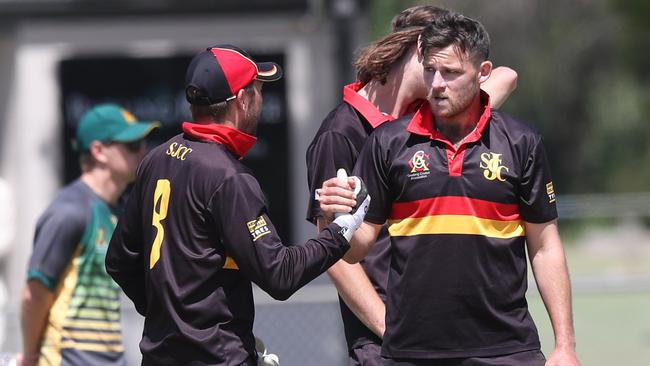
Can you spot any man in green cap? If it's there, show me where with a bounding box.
[20,103,158,366]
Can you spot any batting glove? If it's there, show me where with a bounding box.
[333,169,370,241]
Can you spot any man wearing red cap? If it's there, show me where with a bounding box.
[105,45,370,365]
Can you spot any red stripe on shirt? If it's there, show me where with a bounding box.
[389,196,520,221]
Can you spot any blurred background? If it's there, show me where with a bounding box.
[0,0,649,365]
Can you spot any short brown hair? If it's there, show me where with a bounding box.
[354,5,449,84]
[419,12,490,66]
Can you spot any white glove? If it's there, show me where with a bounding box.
[255,337,280,366]
[257,352,280,366]
[332,169,370,241]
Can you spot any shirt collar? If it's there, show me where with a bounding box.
[406,90,492,145]
[182,122,257,159]
[342,82,394,129]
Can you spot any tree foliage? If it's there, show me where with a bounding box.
[366,0,650,194]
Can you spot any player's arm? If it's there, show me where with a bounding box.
[525,219,580,366]
[214,173,366,301]
[317,216,385,337]
[317,175,382,263]
[482,66,517,109]
[343,221,381,263]
[106,180,146,315]
[20,280,53,366]
[21,203,85,365]
[307,130,386,336]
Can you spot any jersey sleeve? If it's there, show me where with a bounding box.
[27,203,87,290]
[106,178,147,315]
[211,173,350,300]
[519,134,558,223]
[352,131,393,225]
[305,131,358,223]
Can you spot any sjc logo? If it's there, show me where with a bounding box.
[480,152,509,181]
[166,142,193,161]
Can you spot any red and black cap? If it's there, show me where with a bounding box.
[185,44,283,105]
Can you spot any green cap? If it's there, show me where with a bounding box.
[76,103,160,152]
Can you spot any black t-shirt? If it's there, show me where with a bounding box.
[107,123,350,365]
[354,98,557,359]
[305,82,394,350]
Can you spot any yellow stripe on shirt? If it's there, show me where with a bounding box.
[63,319,122,331]
[61,330,122,342]
[388,214,525,239]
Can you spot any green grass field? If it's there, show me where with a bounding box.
[526,221,650,364]
[528,291,650,365]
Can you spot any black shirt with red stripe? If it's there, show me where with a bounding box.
[305,82,394,350]
[106,122,350,366]
[354,93,557,359]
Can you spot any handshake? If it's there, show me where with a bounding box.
[316,169,370,242]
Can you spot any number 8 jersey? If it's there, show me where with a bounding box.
[106,122,350,366]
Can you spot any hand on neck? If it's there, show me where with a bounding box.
[359,78,418,119]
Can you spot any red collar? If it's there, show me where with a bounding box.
[182,122,257,159]
[343,82,394,128]
[406,91,492,148]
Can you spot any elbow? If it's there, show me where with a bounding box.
[258,277,299,301]
[268,290,293,301]
[104,261,120,285]
[104,251,118,278]
[263,285,294,301]
[502,67,518,93]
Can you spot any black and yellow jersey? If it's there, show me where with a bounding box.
[305,82,395,350]
[106,122,349,365]
[354,93,557,359]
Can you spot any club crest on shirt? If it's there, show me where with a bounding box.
[407,150,431,180]
[480,152,509,182]
[95,227,109,255]
[247,216,271,241]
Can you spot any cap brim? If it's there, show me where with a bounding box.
[111,121,161,142]
[256,62,283,82]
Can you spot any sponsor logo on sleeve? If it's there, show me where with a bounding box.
[480,152,509,182]
[407,150,431,180]
[546,182,556,203]
[247,216,272,241]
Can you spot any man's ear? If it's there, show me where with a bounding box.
[478,60,493,84]
[89,141,109,164]
[235,88,248,111]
